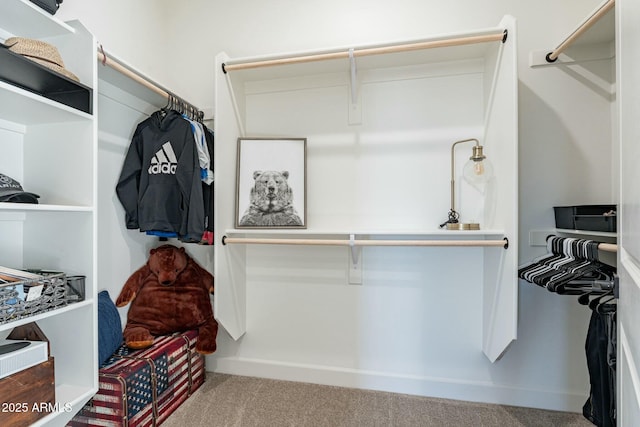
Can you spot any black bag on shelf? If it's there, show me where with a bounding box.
[29,0,63,15]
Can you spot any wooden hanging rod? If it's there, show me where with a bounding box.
[222,30,508,73]
[546,235,618,253]
[597,243,618,253]
[222,236,509,249]
[97,46,203,116]
[546,0,615,62]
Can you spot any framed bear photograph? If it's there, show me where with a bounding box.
[235,137,307,229]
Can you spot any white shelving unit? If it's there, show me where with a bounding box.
[0,1,98,426]
[215,16,519,362]
[529,0,615,67]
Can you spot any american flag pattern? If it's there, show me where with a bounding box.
[67,330,205,427]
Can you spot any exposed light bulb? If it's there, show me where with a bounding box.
[474,160,485,176]
[463,158,493,186]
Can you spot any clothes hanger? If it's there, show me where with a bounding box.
[519,236,576,280]
[545,259,608,292]
[522,253,598,290]
[595,295,616,315]
[553,264,616,295]
[160,94,170,117]
[572,269,617,310]
[519,236,613,292]
[587,289,612,309]
[160,93,176,118]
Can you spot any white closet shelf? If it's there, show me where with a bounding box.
[223,229,509,249]
[556,228,617,238]
[529,228,617,247]
[530,0,615,67]
[225,228,505,236]
[0,300,91,333]
[97,48,171,112]
[0,2,98,424]
[35,384,95,426]
[0,0,75,39]
[222,27,507,81]
[97,46,208,119]
[0,82,93,124]
[0,203,93,213]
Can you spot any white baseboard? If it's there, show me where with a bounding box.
[210,356,587,413]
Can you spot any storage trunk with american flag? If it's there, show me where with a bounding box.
[68,330,205,426]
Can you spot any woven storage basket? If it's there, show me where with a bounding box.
[0,273,66,323]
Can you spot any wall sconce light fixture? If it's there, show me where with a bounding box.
[440,138,494,230]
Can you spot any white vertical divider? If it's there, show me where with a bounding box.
[481,15,519,362]
[214,52,247,340]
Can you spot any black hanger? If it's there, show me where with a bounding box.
[587,290,612,310]
[519,236,614,294]
[161,93,176,118]
[595,295,616,314]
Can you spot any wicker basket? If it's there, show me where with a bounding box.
[0,273,67,324]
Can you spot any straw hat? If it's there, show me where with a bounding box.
[5,37,79,82]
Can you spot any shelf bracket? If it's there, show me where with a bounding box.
[348,48,362,125]
[349,233,360,264]
[348,233,363,284]
[349,48,357,104]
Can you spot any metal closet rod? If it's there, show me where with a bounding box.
[97,46,203,117]
[546,0,615,62]
[222,30,508,73]
[222,236,509,249]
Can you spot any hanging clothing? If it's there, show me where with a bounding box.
[200,127,215,245]
[116,110,205,240]
[582,303,616,427]
[520,236,617,426]
[183,114,214,185]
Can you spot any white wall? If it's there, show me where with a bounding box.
[58,0,614,412]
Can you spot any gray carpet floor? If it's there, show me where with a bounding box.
[162,373,593,427]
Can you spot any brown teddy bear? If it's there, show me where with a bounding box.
[115,244,218,354]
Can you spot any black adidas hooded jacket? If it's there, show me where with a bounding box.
[116,110,204,239]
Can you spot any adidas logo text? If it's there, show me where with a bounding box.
[149,163,177,174]
[149,141,178,175]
